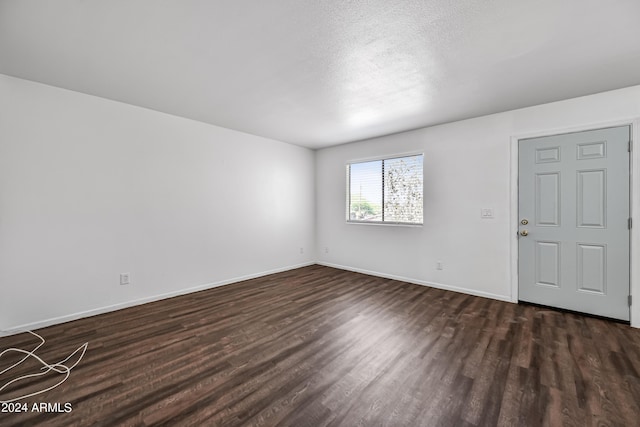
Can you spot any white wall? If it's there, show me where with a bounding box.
[0,75,315,334]
[2,75,639,335]
[316,85,640,326]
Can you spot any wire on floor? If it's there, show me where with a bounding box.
[0,330,88,403]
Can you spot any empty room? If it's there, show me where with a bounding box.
[1,1,640,426]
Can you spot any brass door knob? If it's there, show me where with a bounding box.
[520,230,529,236]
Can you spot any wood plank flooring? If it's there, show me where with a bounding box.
[1,265,639,426]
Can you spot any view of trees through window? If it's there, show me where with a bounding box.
[347,154,423,224]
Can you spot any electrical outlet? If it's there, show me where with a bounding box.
[436,261,443,270]
[120,273,130,285]
[325,247,329,254]
[300,247,304,254]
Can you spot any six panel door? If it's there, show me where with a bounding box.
[518,126,630,321]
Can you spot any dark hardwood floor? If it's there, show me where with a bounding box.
[1,265,639,426]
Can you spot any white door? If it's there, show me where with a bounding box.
[518,126,630,321]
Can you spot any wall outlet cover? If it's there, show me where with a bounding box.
[120,273,130,285]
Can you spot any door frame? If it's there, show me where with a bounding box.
[509,118,640,327]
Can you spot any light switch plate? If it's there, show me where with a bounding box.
[481,208,494,219]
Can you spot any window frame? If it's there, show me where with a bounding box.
[346,152,424,226]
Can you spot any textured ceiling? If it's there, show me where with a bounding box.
[2,0,640,149]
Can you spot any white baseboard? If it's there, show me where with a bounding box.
[0,262,314,337]
[0,261,515,337]
[317,261,513,303]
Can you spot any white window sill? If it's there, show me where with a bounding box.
[346,221,423,228]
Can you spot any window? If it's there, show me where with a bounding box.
[346,154,423,225]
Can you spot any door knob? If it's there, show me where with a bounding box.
[520,230,529,236]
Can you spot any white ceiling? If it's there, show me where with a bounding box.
[2,1,640,149]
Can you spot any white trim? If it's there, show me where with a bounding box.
[509,117,640,141]
[0,262,314,337]
[345,150,425,165]
[318,261,513,303]
[509,117,640,328]
[345,221,423,227]
[509,132,520,303]
[631,119,640,328]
